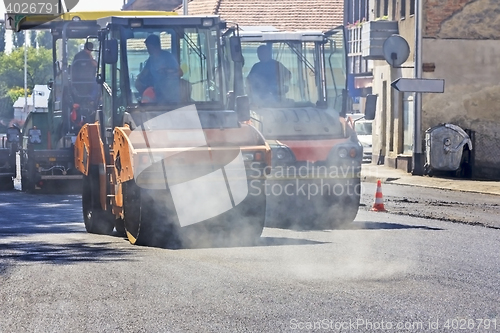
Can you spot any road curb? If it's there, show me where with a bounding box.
[361,170,500,196]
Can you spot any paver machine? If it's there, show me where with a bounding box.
[74,15,271,248]
[0,126,21,190]
[238,27,374,229]
[13,11,172,192]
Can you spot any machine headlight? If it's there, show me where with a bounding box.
[276,149,287,160]
[6,127,20,143]
[28,128,42,144]
[202,18,214,27]
[242,153,254,161]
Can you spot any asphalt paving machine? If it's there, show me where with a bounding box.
[0,126,21,190]
[238,27,374,229]
[74,15,270,248]
[13,11,172,192]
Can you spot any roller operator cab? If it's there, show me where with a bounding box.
[74,15,271,248]
[13,11,175,192]
[238,27,366,229]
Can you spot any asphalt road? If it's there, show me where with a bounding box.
[359,182,500,228]
[0,186,499,332]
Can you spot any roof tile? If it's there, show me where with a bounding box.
[177,0,344,31]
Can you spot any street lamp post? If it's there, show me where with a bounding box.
[412,0,424,175]
[24,30,28,114]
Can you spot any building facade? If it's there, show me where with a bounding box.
[347,0,500,179]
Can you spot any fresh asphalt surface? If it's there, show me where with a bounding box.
[0,186,499,332]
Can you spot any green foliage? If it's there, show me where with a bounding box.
[0,47,52,93]
[0,23,5,53]
[37,31,52,49]
[12,31,26,48]
[7,87,27,103]
[0,95,14,126]
[56,38,85,63]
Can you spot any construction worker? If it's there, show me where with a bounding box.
[73,41,98,68]
[71,41,99,106]
[135,34,182,104]
[246,44,291,105]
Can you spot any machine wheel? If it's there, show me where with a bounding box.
[82,168,114,235]
[179,187,266,248]
[321,197,359,229]
[0,177,14,191]
[316,180,360,229]
[267,178,360,230]
[225,193,266,246]
[21,174,35,193]
[21,152,36,193]
[114,218,126,236]
[122,180,179,248]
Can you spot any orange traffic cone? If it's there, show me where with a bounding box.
[371,180,387,212]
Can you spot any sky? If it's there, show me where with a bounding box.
[1,0,126,15]
[1,0,126,51]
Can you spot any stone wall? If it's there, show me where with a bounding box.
[425,0,500,39]
[423,39,500,179]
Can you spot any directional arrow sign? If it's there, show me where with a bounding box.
[4,14,14,30]
[391,78,445,93]
[4,14,27,31]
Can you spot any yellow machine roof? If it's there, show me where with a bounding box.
[14,11,177,31]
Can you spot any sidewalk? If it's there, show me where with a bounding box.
[361,164,500,196]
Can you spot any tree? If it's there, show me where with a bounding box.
[37,31,52,49]
[0,95,14,128]
[12,31,26,49]
[0,23,5,53]
[0,47,52,92]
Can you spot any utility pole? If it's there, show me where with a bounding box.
[24,30,28,115]
[183,0,188,15]
[412,0,424,175]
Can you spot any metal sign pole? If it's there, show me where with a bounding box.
[412,0,424,175]
[24,30,28,114]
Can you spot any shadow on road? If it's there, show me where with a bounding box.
[0,193,83,236]
[258,237,327,247]
[349,221,443,230]
[0,241,134,274]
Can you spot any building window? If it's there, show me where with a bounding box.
[401,0,406,18]
[409,0,415,15]
[384,0,389,16]
[376,0,382,17]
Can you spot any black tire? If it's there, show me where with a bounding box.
[21,174,35,193]
[317,179,360,229]
[180,187,266,248]
[266,178,360,230]
[0,177,14,191]
[322,195,360,229]
[114,218,126,236]
[82,168,114,235]
[225,191,266,246]
[21,152,36,193]
[122,180,179,248]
